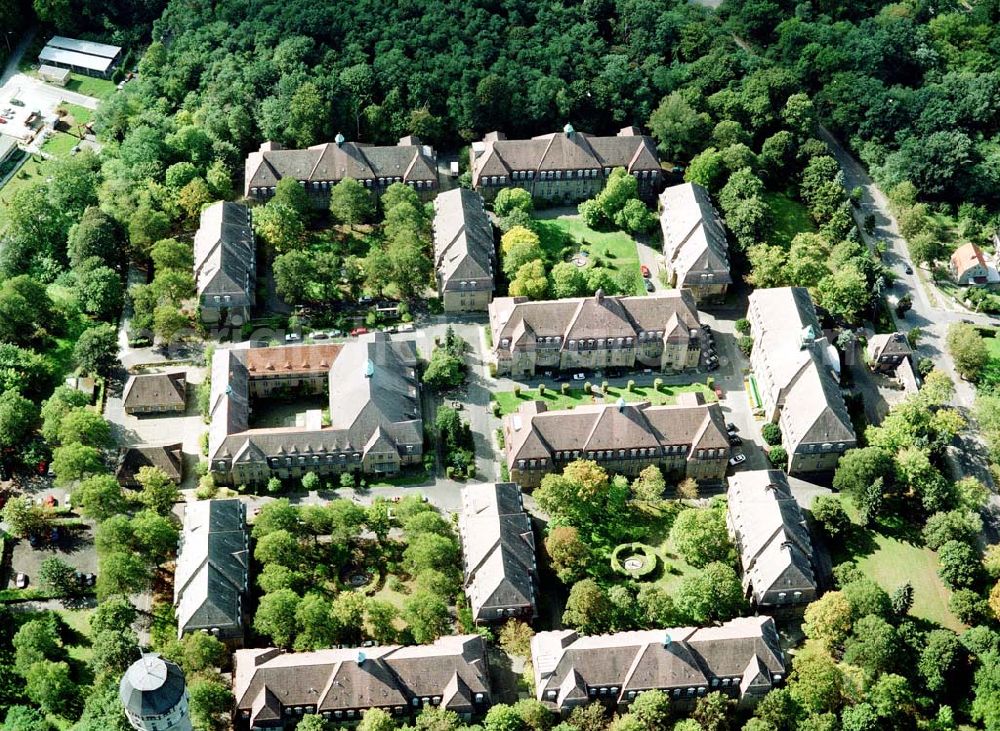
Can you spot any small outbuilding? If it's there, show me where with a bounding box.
[123,372,187,415]
[39,64,71,86]
[116,443,183,488]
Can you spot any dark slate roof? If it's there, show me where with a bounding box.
[194,201,255,305]
[116,443,183,485]
[120,654,187,717]
[123,372,186,410]
[433,188,495,293]
[174,499,249,636]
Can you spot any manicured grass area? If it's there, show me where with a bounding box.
[40,131,80,158]
[0,154,49,220]
[65,74,118,101]
[47,283,94,379]
[637,502,699,594]
[835,496,962,631]
[984,332,1000,359]
[763,191,816,248]
[56,607,95,665]
[534,215,646,295]
[494,382,716,416]
[61,103,93,126]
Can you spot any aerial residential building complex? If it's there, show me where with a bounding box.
[503,392,730,489]
[459,482,537,624]
[471,125,662,204]
[489,290,703,378]
[174,499,249,645]
[658,182,731,303]
[233,635,492,728]
[244,135,438,204]
[208,335,422,487]
[194,201,255,327]
[123,372,187,415]
[726,471,817,608]
[746,287,856,474]
[432,188,496,312]
[531,616,785,714]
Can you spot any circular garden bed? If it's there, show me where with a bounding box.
[610,543,659,579]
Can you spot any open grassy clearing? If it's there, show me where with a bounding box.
[0,153,50,220]
[835,496,961,631]
[764,191,816,249]
[494,382,716,416]
[60,102,93,127]
[40,131,80,158]
[535,215,646,296]
[65,74,117,101]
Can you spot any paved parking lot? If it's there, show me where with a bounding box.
[104,365,208,489]
[5,518,98,590]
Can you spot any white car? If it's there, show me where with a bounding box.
[398,323,415,332]
[729,453,746,467]
[284,333,300,342]
[572,372,586,381]
[15,573,28,589]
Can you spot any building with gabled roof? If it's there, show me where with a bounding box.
[208,334,422,487]
[459,482,537,624]
[489,290,703,378]
[471,125,662,204]
[747,288,856,475]
[123,372,187,415]
[194,201,255,327]
[531,616,784,714]
[232,635,492,728]
[658,183,731,303]
[503,392,729,488]
[948,242,999,285]
[433,188,495,312]
[865,332,913,375]
[174,499,249,645]
[726,471,817,608]
[244,135,438,204]
[116,443,183,488]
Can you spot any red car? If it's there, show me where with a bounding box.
[640,265,651,278]
[43,495,57,508]
[349,327,368,336]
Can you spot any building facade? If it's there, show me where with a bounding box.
[747,288,856,475]
[949,242,991,285]
[433,188,495,312]
[504,393,730,489]
[123,372,187,415]
[471,125,662,204]
[233,636,491,729]
[726,471,817,608]
[116,444,183,488]
[244,135,438,205]
[866,332,914,375]
[459,482,537,624]
[174,499,249,645]
[531,616,785,714]
[194,201,255,327]
[120,654,192,731]
[658,182,731,303]
[208,336,422,487]
[489,290,703,378]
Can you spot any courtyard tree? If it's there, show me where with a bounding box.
[358,708,395,731]
[135,466,180,515]
[0,390,37,450]
[674,562,744,624]
[811,496,850,538]
[668,503,734,568]
[97,551,151,600]
[329,178,374,225]
[562,579,613,634]
[494,187,534,218]
[545,526,591,583]
[631,465,666,503]
[403,590,450,644]
[72,322,122,376]
[55,408,111,448]
[255,589,302,649]
[51,443,105,485]
[509,259,549,299]
[802,591,853,650]
[38,557,79,597]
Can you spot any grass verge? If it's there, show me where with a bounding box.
[494,382,715,416]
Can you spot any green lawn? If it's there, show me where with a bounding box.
[56,607,95,664]
[534,215,646,296]
[40,131,80,158]
[764,191,816,248]
[65,74,118,101]
[0,153,50,223]
[494,382,715,416]
[835,496,962,631]
[984,332,1000,359]
[61,103,93,127]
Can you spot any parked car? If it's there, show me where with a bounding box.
[50,527,60,543]
[15,573,28,589]
[729,435,743,446]
[398,323,415,332]
[328,330,344,338]
[714,387,724,399]
[28,534,41,548]
[903,264,913,274]
[726,422,739,433]
[640,265,651,278]
[706,361,720,372]
[43,495,57,508]
[729,453,747,467]
[350,327,369,336]
[450,400,464,410]
[284,333,300,342]
[572,372,586,381]
[311,332,329,340]
[85,573,96,587]
[644,279,655,292]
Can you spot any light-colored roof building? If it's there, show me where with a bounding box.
[459,483,536,624]
[174,499,249,643]
[504,393,730,488]
[233,635,492,727]
[244,136,438,200]
[747,288,855,474]
[531,616,784,713]
[658,183,731,301]
[120,654,191,731]
[194,202,255,323]
[432,188,495,311]
[726,471,817,608]
[39,36,121,76]
[208,335,422,486]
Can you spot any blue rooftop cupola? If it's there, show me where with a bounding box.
[616,397,626,412]
[335,132,346,147]
[664,633,672,647]
[563,123,575,138]
[357,651,367,665]
[364,359,375,378]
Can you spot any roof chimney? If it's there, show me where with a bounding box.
[595,288,604,303]
[616,397,626,412]
[335,132,345,147]
[664,633,672,647]
[563,123,575,138]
